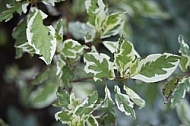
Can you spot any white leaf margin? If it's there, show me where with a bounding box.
[62,39,86,59]
[29,83,57,108]
[103,41,140,58]
[114,85,135,117]
[26,8,56,65]
[124,85,145,109]
[132,53,180,83]
[84,52,115,81]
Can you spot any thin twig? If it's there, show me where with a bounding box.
[71,76,93,83]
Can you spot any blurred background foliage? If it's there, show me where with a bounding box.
[0,0,190,126]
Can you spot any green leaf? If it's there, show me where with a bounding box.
[26,8,56,65]
[179,55,190,72]
[114,36,136,77]
[104,86,114,107]
[178,35,190,71]
[102,13,124,38]
[68,93,82,111]
[29,66,58,108]
[85,0,106,27]
[176,99,190,126]
[54,18,67,43]
[171,77,190,107]
[86,116,99,126]
[84,52,115,81]
[124,85,145,109]
[99,86,116,125]
[55,55,66,78]
[178,35,190,56]
[13,19,27,47]
[12,18,35,58]
[72,82,95,100]
[114,85,136,119]
[31,66,57,85]
[75,91,98,116]
[162,77,183,104]
[29,81,57,108]
[61,66,73,88]
[56,87,70,108]
[59,39,86,59]
[132,53,180,82]
[0,3,22,22]
[129,59,140,77]
[55,110,72,124]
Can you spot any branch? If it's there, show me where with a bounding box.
[71,77,93,83]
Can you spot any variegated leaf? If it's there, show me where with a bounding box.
[132,53,180,83]
[86,116,99,126]
[124,85,145,109]
[114,85,136,119]
[178,35,190,72]
[102,13,124,38]
[171,77,190,107]
[85,0,106,28]
[114,36,136,77]
[176,99,190,126]
[29,81,57,108]
[84,52,115,81]
[59,39,86,59]
[26,8,56,65]
[0,2,28,22]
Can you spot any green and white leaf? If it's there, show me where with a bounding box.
[60,66,73,88]
[59,39,86,59]
[162,77,183,104]
[0,3,24,22]
[129,59,140,77]
[103,41,118,53]
[124,85,145,109]
[104,86,114,104]
[101,86,116,125]
[102,13,124,38]
[54,19,67,43]
[178,35,190,71]
[171,77,190,107]
[55,55,66,78]
[75,91,98,116]
[86,116,99,126]
[179,55,190,72]
[29,81,57,108]
[176,99,190,126]
[84,52,115,81]
[26,8,56,65]
[56,87,70,108]
[132,53,180,83]
[114,85,136,119]
[68,93,82,111]
[72,82,95,100]
[114,36,136,77]
[178,35,190,56]
[55,110,72,124]
[85,0,106,28]
[84,29,96,42]
[13,18,35,58]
